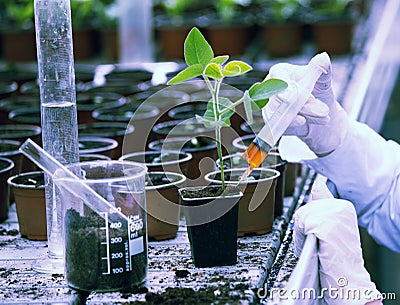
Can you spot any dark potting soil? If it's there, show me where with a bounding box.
[122,283,250,305]
[64,209,147,292]
[0,159,11,171]
[12,173,44,188]
[79,140,111,150]
[153,136,215,152]
[179,186,240,199]
[211,171,275,182]
[146,173,177,187]
[145,152,185,164]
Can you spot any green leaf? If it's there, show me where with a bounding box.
[204,63,223,80]
[210,55,229,65]
[243,91,254,124]
[222,61,252,77]
[167,64,203,84]
[248,78,288,109]
[184,27,213,67]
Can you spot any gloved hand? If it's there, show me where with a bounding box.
[293,179,382,305]
[264,52,349,156]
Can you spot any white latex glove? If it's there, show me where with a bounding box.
[264,53,349,156]
[293,182,382,305]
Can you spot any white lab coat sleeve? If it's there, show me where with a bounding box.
[305,119,400,253]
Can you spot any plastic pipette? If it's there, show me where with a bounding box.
[242,53,329,179]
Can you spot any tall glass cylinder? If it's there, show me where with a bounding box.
[34,0,79,273]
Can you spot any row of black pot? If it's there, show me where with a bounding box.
[1,143,299,269]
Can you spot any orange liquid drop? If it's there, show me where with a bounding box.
[241,143,269,181]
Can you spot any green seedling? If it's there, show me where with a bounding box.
[168,27,287,190]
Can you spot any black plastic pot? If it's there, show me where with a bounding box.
[167,102,207,121]
[179,185,242,267]
[0,95,39,124]
[119,150,192,175]
[0,139,22,175]
[76,91,125,124]
[93,102,160,153]
[152,118,215,140]
[0,124,41,143]
[78,122,134,158]
[78,136,119,159]
[8,107,41,125]
[0,81,18,99]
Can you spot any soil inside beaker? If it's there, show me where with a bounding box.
[64,208,147,292]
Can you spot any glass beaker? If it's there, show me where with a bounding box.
[54,160,147,292]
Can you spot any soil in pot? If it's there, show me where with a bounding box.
[145,172,186,241]
[85,81,141,97]
[104,68,153,84]
[0,157,14,222]
[148,136,218,187]
[205,168,279,236]
[152,118,215,141]
[8,107,41,125]
[78,136,119,159]
[80,154,111,162]
[7,171,46,240]
[92,102,160,154]
[0,95,40,125]
[167,102,208,121]
[0,139,22,176]
[0,124,41,172]
[76,92,125,124]
[119,151,192,176]
[0,124,42,144]
[179,185,242,267]
[78,122,134,158]
[134,89,191,124]
[0,81,18,100]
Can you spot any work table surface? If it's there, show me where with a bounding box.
[0,185,305,304]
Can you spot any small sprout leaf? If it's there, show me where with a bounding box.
[223,61,252,77]
[211,55,229,65]
[204,63,223,80]
[167,64,203,84]
[248,78,288,109]
[184,27,213,67]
